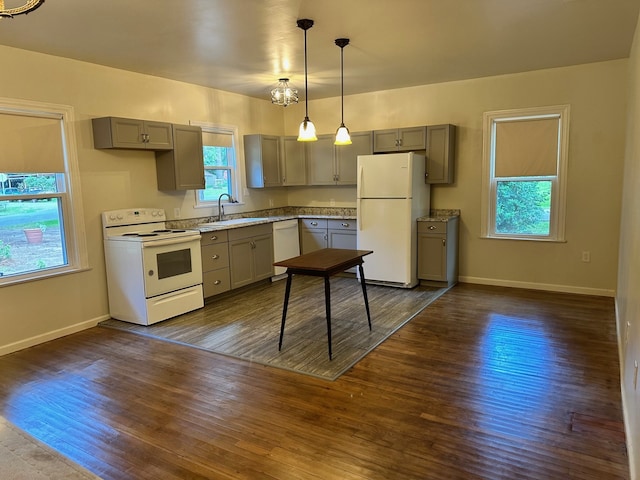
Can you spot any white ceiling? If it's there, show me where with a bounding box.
[0,0,638,101]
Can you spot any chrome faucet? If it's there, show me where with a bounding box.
[217,193,235,221]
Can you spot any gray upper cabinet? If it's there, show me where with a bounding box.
[282,136,307,186]
[244,134,281,188]
[92,117,173,150]
[425,124,456,184]
[373,126,426,153]
[308,131,373,185]
[156,124,205,190]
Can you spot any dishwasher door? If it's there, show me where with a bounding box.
[272,219,301,278]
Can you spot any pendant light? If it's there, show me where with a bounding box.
[296,19,317,142]
[0,0,44,18]
[334,38,352,145]
[271,78,299,107]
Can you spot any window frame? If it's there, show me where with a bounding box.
[0,97,89,286]
[481,105,570,242]
[190,121,242,208]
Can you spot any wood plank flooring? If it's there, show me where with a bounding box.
[0,283,629,479]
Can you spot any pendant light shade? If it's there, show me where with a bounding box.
[334,38,352,145]
[297,19,317,142]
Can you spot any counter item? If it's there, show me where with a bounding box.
[356,152,430,288]
[102,208,203,325]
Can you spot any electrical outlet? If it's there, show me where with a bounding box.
[173,208,181,218]
[581,251,590,263]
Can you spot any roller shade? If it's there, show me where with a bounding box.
[495,117,559,178]
[202,131,233,148]
[0,112,65,172]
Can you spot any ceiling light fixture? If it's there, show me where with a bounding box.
[334,38,352,146]
[271,78,299,107]
[296,19,317,142]
[0,0,45,18]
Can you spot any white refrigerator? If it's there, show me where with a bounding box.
[357,152,430,288]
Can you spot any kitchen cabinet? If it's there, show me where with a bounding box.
[282,136,307,185]
[373,126,426,153]
[417,216,459,286]
[244,134,281,188]
[156,124,205,190]
[425,124,456,184]
[200,230,231,298]
[228,223,274,289]
[92,116,173,150]
[307,131,372,185]
[299,218,328,254]
[327,219,358,273]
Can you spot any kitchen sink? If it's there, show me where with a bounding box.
[199,217,271,228]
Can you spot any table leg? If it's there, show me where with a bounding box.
[358,263,372,330]
[278,272,293,351]
[324,276,332,360]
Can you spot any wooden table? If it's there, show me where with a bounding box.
[274,248,373,360]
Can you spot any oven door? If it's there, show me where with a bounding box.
[141,234,203,298]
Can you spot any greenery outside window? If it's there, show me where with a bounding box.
[481,105,570,241]
[192,123,241,207]
[0,98,88,285]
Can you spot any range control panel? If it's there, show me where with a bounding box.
[101,208,166,228]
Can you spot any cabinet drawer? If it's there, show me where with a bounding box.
[327,219,356,230]
[202,244,230,271]
[228,223,272,241]
[200,230,228,246]
[418,221,447,234]
[203,268,231,297]
[300,218,328,230]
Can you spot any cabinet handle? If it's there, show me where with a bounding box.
[210,235,218,241]
[214,280,221,285]
[212,254,219,260]
[341,222,350,228]
[428,225,437,230]
[324,234,328,240]
[442,239,446,247]
[310,221,318,226]
[250,241,256,249]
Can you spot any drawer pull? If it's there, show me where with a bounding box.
[212,254,219,260]
[210,235,218,241]
[341,222,350,228]
[310,221,318,226]
[213,280,221,285]
[428,225,437,230]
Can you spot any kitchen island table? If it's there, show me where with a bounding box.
[274,248,373,360]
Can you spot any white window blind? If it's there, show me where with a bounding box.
[202,131,233,148]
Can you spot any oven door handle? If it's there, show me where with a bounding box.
[141,234,202,248]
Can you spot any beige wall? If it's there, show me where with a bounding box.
[285,60,627,296]
[618,11,640,479]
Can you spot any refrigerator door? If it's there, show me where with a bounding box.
[357,197,415,286]
[357,153,413,199]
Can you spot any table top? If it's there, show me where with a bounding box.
[273,248,373,274]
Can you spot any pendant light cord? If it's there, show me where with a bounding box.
[304,27,309,119]
[340,45,344,124]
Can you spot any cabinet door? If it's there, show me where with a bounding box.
[300,229,327,254]
[335,131,372,185]
[308,135,337,185]
[282,137,307,185]
[229,239,254,288]
[398,126,426,151]
[373,129,399,153]
[262,136,282,187]
[426,124,455,184]
[156,124,205,190]
[144,121,174,150]
[244,135,281,188]
[417,234,446,281]
[252,234,274,281]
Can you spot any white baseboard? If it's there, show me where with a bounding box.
[0,314,111,356]
[458,276,615,297]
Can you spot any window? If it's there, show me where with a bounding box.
[192,123,241,207]
[0,98,88,285]
[481,105,570,241]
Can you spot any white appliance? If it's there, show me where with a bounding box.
[102,208,204,325]
[272,219,300,279]
[357,152,430,288]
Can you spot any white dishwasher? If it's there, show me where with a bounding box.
[272,219,301,279]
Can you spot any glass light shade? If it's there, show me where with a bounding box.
[297,117,317,142]
[334,124,352,145]
[270,78,299,107]
[0,0,45,18]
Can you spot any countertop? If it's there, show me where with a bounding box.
[417,209,461,223]
[196,214,357,232]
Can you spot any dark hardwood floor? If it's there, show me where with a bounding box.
[0,283,629,479]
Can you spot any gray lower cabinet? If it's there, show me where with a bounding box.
[244,134,281,188]
[425,124,456,184]
[201,230,231,298]
[373,126,426,153]
[156,124,205,190]
[299,218,328,254]
[417,217,459,286]
[228,224,274,289]
[327,219,357,272]
[92,116,173,150]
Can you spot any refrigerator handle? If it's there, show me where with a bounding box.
[357,164,363,199]
[358,198,362,230]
